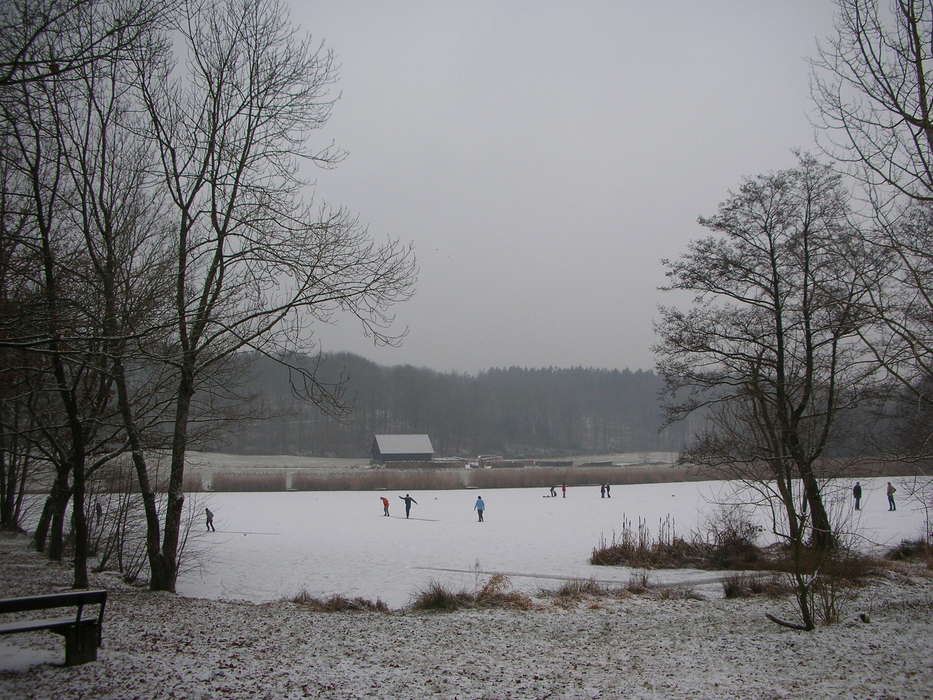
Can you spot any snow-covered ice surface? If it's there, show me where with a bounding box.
[178,477,925,608]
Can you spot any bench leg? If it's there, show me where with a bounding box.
[63,623,99,666]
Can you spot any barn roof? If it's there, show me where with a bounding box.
[373,434,434,455]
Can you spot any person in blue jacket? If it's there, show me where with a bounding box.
[474,496,485,522]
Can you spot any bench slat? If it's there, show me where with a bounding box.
[0,591,106,615]
[0,613,99,635]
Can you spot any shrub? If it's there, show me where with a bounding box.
[591,514,755,569]
[807,570,861,626]
[474,574,534,610]
[410,575,534,611]
[765,547,878,583]
[410,581,474,611]
[721,572,789,599]
[749,573,791,598]
[590,515,696,567]
[626,569,651,593]
[560,578,607,597]
[653,586,701,601]
[551,578,613,600]
[722,572,754,599]
[289,590,388,612]
[885,538,933,563]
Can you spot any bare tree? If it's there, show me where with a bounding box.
[812,0,933,405]
[812,0,933,203]
[0,0,170,586]
[856,203,933,415]
[0,0,172,87]
[654,154,876,629]
[0,134,46,531]
[125,0,416,591]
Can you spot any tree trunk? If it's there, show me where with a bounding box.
[71,454,89,588]
[0,447,10,528]
[48,500,65,561]
[153,366,196,592]
[771,461,801,545]
[800,469,834,550]
[13,452,29,530]
[111,355,169,592]
[33,496,53,552]
[44,472,70,561]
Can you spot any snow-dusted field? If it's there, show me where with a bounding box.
[1,475,930,699]
[179,477,925,608]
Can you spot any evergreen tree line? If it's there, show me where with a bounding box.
[210,352,689,458]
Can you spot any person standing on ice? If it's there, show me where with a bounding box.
[561,483,567,498]
[380,496,390,517]
[852,482,862,511]
[399,494,418,519]
[887,482,897,511]
[600,484,605,498]
[605,483,611,498]
[474,496,485,522]
[205,508,215,532]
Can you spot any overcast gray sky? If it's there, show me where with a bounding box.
[291,0,839,374]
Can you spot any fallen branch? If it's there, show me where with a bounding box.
[765,613,814,631]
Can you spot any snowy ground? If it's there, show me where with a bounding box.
[2,476,931,699]
[178,477,927,608]
[0,530,930,699]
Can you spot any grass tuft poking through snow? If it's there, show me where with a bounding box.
[287,590,388,612]
[411,574,535,611]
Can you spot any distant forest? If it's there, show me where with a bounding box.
[206,352,688,457]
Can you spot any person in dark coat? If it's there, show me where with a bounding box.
[605,483,611,498]
[853,482,862,511]
[887,482,896,511]
[399,494,418,518]
[205,507,215,532]
[600,484,606,498]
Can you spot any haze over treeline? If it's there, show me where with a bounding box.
[207,352,687,458]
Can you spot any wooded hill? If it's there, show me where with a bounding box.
[207,352,687,458]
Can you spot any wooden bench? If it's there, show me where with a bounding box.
[0,590,107,666]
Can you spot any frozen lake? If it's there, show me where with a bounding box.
[177,477,924,608]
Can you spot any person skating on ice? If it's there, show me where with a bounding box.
[474,496,485,522]
[380,496,390,517]
[399,493,418,518]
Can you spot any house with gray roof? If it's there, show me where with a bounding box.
[371,434,434,463]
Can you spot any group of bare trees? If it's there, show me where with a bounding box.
[656,0,933,629]
[0,0,415,591]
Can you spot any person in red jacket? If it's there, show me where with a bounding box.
[380,496,390,517]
